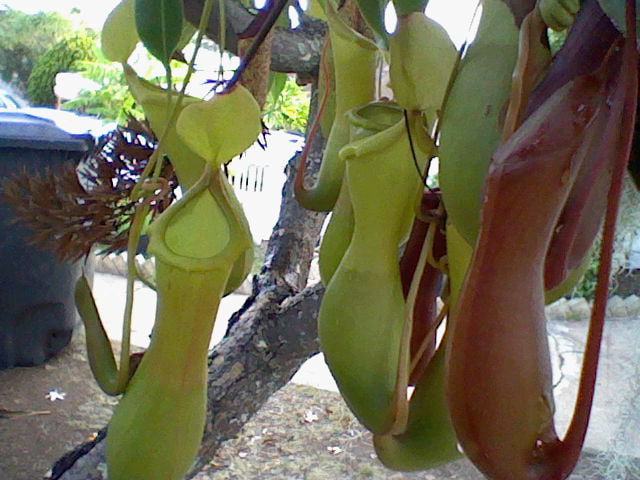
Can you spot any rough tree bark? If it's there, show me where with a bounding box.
[183,0,327,76]
[49,84,330,480]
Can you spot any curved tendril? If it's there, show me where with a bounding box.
[218,0,226,81]
[391,203,446,433]
[502,7,552,141]
[225,0,290,92]
[409,302,448,378]
[294,37,333,200]
[403,110,430,188]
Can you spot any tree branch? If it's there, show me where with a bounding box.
[182,0,327,75]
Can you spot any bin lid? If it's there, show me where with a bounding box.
[0,111,93,152]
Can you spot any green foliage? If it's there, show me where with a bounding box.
[61,57,143,124]
[135,0,184,67]
[547,28,568,55]
[0,8,74,94]
[570,249,600,300]
[62,48,191,124]
[27,34,98,106]
[268,71,288,101]
[262,75,310,133]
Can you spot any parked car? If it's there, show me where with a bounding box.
[1,82,112,137]
[19,107,115,138]
[0,84,28,109]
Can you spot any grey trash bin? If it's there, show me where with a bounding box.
[0,111,93,369]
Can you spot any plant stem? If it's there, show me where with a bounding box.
[225,0,289,92]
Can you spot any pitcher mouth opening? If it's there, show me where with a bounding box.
[347,101,404,139]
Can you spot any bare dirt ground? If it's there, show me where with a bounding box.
[195,386,622,480]
[2,327,634,480]
[0,331,118,480]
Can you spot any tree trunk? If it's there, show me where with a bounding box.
[49,85,329,479]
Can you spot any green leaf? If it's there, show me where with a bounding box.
[101,0,139,63]
[356,0,389,44]
[176,85,262,165]
[135,0,184,66]
[597,0,640,36]
[268,72,288,101]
